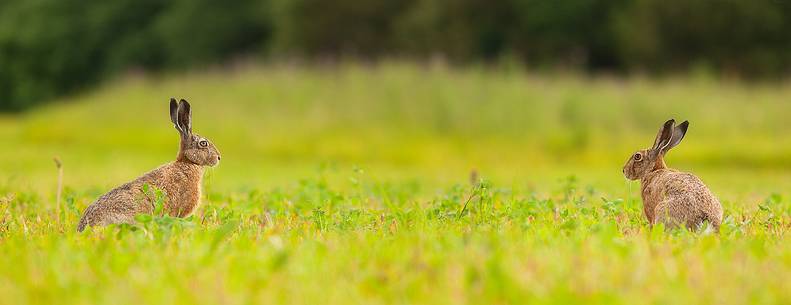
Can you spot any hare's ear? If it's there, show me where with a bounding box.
[169,98,182,133]
[177,99,192,135]
[651,119,675,156]
[663,120,689,152]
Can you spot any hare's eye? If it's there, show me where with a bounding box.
[633,153,642,161]
[199,140,208,148]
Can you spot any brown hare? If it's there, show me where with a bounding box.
[623,119,722,231]
[77,98,220,232]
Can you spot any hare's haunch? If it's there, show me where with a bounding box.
[622,119,723,230]
[77,99,221,232]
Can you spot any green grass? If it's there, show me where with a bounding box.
[1,63,790,304]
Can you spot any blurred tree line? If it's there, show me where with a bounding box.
[1,0,789,111]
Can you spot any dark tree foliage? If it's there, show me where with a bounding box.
[0,0,270,111]
[0,0,789,111]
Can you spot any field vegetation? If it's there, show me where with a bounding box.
[1,64,790,304]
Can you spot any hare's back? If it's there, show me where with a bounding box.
[661,171,711,197]
[662,171,722,221]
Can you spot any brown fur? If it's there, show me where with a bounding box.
[77,99,220,232]
[623,119,723,231]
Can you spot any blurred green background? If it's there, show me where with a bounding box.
[3,63,791,201]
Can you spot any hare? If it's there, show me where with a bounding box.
[77,98,220,232]
[622,119,722,231]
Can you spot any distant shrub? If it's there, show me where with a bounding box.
[269,0,409,57]
[393,0,515,61]
[154,0,270,68]
[614,0,791,76]
[0,0,163,111]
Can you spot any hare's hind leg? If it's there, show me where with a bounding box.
[77,204,98,232]
[77,203,137,232]
[653,200,686,230]
[77,194,142,231]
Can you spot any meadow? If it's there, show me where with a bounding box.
[1,63,790,304]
